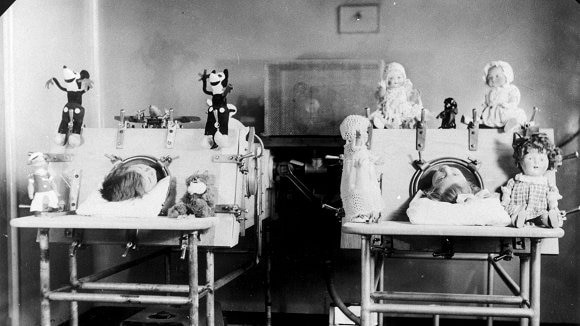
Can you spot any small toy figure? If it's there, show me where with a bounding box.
[168,172,216,218]
[369,62,425,129]
[501,133,563,228]
[339,115,383,223]
[100,163,159,202]
[436,98,458,129]
[46,66,93,147]
[199,69,237,149]
[27,152,59,216]
[479,60,527,132]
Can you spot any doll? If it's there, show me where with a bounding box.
[168,172,216,218]
[100,163,159,202]
[436,98,458,129]
[339,115,383,223]
[199,69,237,149]
[501,133,563,228]
[27,152,59,215]
[46,66,93,147]
[478,61,527,132]
[369,62,425,129]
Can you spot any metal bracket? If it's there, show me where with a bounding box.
[433,238,455,259]
[179,234,188,260]
[166,109,177,149]
[215,204,248,220]
[116,109,127,149]
[468,108,479,151]
[493,239,514,261]
[122,230,138,258]
[67,169,82,212]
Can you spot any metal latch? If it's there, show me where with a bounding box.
[468,108,479,151]
[166,108,177,149]
[116,109,127,149]
[215,204,248,220]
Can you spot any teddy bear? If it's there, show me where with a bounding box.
[199,69,237,149]
[168,172,216,218]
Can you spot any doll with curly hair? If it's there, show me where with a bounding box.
[501,133,563,228]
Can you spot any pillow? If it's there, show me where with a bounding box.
[76,176,171,218]
[406,190,511,226]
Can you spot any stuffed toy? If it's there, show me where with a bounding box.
[168,172,216,218]
[436,98,458,129]
[199,69,237,149]
[27,152,59,216]
[46,66,93,147]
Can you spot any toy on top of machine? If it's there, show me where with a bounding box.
[463,60,528,133]
[27,152,60,216]
[46,65,94,148]
[199,68,238,149]
[168,172,217,218]
[339,115,384,223]
[501,132,564,228]
[436,98,458,129]
[369,62,427,129]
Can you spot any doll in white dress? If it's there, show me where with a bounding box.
[479,61,527,132]
[370,62,425,129]
[339,115,384,223]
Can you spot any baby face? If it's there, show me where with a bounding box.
[520,148,549,177]
[127,164,158,192]
[431,165,468,193]
[486,66,507,88]
[386,71,405,88]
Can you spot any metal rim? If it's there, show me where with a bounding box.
[409,157,484,197]
[119,155,170,181]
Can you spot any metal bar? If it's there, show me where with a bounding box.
[265,223,272,326]
[371,292,524,305]
[207,250,215,326]
[530,240,542,326]
[79,282,191,293]
[78,248,170,283]
[386,252,489,261]
[39,230,51,326]
[361,235,372,326]
[189,231,199,326]
[165,252,171,285]
[486,254,494,326]
[369,303,533,318]
[214,260,256,291]
[69,243,79,326]
[519,255,531,326]
[433,314,440,326]
[48,292,190,305]
[378,257,384,326]
[490,258,520,296]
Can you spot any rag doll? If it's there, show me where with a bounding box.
[199,69,237,149]
[501,133,563,228]
[436,98,458,129]
[478,61,527,132]
[369,62,425,129]
[339,115,383,223]
[168,172,216,218]
[27,152,59,215]
[46,66,93,147]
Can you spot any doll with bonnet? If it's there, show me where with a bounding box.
[339,115,383,223]
[479,60,527,132]
[370,62,425,129]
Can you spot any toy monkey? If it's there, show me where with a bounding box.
[199,69,237,149]
[436,98,458,129]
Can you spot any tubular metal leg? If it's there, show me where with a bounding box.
[433,314,440,326]
[39,229,50,326]
[69,242,79,326]
[530,239,542,326]
[188,232,199,326]
[206,250,215,326]
[361,235,372,326]
[378,258,384,326]
[486,254,494,326]
[519,255,530,326]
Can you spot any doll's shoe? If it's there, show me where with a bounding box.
[200,136,214,149]
[68,134,82,148]
[511,207,527,228]
[214,132,229,148]
[54,133,67,146]
[547,210,561,228]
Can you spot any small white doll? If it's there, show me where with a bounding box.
[370,62,424,129]
[339,115,384,223]
[27,152,59,215]
[479,61,527,132]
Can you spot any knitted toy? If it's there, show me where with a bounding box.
[168,172,216,218]
[27,152,59,216]
[501,133,563,228]
[339,115,384,223]
[46,66,93,147]
[199,69,237,149]
[436,98,458,129]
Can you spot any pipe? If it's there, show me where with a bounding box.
[489,258,521,296]
[48,292,190,305]
[369,303,533,318]
[324,260,361,325]
[370,291,524,305]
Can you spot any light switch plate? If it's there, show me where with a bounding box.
[338,4,379,34]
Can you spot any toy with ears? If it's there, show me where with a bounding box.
[26,152,60,216]
[46,66,93,147]
[198,69,237,149]
[436,98,458,129]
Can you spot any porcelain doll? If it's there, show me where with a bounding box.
[479,61,527,132]
[370,62,425,129]
[339,115,383,223]
[501,133,563,228]
[27,152,59,215]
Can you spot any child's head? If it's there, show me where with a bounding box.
[384,62,407,88]
[483,61,514,87]
[425,165,479,203]
[513,133,558,176]
[100,163,159,202]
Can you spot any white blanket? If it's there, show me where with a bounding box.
[406,191,511,226]
[76,176,171,218]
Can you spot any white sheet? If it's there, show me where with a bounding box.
[406,190,511,226]
[76,176,171,218]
